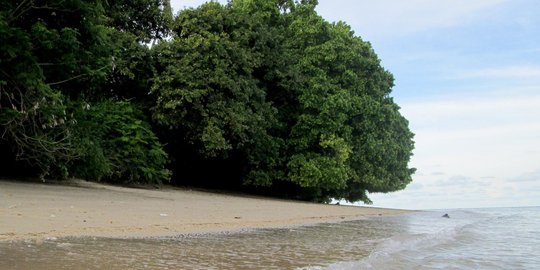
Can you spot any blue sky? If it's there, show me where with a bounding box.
[170,0,540,209]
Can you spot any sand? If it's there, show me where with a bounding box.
[0,179,409,242]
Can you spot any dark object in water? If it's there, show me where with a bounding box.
[442,213,450,218]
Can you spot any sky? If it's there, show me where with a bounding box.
[170,0,540,209]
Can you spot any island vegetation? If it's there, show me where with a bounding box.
[0,0,415,203]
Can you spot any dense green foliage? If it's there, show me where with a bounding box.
[0,0,171,183]
[70,100,170,183]
[1,0,414,203]
[0,0,111,176]
[151,2,282,187]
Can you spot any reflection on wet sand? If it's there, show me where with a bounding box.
[0,218,405,270]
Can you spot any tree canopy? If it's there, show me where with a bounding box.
[0,0,414,203]
[0,0,171,182]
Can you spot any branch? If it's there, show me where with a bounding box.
[47,73,87,86]
[9,0,33,22]
[46,65,109,86]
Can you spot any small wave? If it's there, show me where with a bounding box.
[310,230,461,269]
[357,231,459,268]
[316,208,540,270]
[312,211,481,270]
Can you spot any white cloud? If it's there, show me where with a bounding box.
[510,169,540,183]
[410,94,540,176]
[368,171,538,209]
[316,0,507,40]
[368,89,540,209]
[453,65,540,79]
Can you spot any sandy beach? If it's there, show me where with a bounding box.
[0,179,409,242]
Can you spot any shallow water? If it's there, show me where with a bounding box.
[1,207,538,269]
[0,219,398,270]
[316,206,540,270]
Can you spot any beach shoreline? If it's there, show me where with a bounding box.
[0,179,411,242]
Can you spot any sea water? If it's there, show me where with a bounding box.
[316,206,540,270]
[0,207,538,269]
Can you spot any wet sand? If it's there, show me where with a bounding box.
[0,179,409,242]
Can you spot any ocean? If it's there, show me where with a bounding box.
[0,207,538,269]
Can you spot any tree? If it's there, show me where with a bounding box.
[107,0,173,44]
[150,0,415,203]
[103,0,173,105]
[0,0,172,182]
[271,2,415,202]
[1,0,413,203]
[70,100,170,184]
[151,2,282,186]
[0,0,113,177]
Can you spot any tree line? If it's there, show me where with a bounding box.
[0,0,415,203]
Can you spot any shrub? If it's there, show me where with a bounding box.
[70,100,170,184]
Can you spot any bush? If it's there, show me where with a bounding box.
[70,100,170,184]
